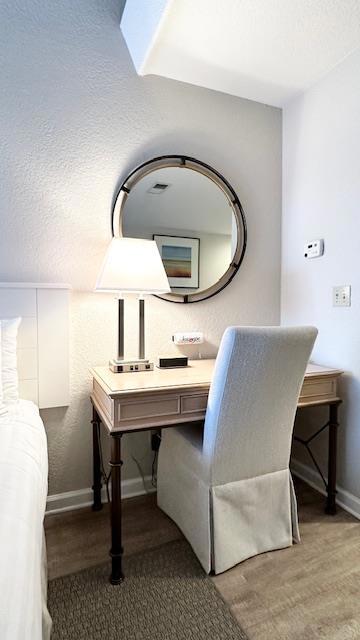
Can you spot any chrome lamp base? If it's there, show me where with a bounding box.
[110,297,153,373]
[109,359,154,373]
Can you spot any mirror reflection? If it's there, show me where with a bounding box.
[122,167,238,296]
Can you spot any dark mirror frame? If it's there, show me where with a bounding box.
[112,155,247,303]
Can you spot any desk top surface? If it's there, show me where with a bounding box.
[92,360,342,397]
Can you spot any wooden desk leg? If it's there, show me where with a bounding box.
[109,434,124,584]
[91,406,103,512]
[325,403,339,515]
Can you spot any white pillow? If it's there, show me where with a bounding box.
[1,317,21,405]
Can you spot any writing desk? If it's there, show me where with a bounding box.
[90,360,342,584]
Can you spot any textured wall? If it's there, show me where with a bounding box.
[282,48,360,500]
[0,0,282,495]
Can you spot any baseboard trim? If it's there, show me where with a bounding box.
[48,462,360,521]
[291,458,360,521]
[46,475,155,515]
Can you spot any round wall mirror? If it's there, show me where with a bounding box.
[112,156,247,303]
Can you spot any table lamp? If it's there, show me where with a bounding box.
[96,237,170,372]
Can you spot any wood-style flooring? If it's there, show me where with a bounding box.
[45,480,360,640]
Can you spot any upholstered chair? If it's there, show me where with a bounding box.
[157,326,317,574]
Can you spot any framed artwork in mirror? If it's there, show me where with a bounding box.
[154,235,200,289]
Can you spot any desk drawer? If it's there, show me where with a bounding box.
[181,394,208,415]
[299,377,337,403]
[117,395,180,422]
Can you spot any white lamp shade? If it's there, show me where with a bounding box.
[96,237,170,294]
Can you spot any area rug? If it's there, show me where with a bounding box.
[48,539,248,640]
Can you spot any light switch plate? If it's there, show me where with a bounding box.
[333,285,351,307]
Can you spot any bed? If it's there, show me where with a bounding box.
[0,284,70,640]
[0,400,51,639]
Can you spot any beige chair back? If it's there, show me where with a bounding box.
[203,326,317,485]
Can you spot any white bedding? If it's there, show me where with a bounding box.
[0,400,51,640]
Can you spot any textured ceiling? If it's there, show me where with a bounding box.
[121,0,360,106]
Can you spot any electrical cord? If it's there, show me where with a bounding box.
[97,422,111,503]
[131,454,151,494]
[97,424,160,499]
[151,450,158,488]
